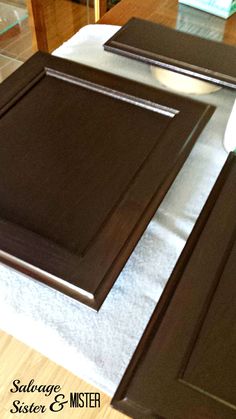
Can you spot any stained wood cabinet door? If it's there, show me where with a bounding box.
[104,18,236,89]
[112,153,236,418]
[0,52,213,310]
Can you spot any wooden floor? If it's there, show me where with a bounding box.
[0,330,127,418]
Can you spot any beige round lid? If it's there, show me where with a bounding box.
[151,66,221,95]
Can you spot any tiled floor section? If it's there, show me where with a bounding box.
[0,53,22,81]
[0,1,27,35]
[0,2,33,81]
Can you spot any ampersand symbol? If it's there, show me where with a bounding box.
[50,394,68,412]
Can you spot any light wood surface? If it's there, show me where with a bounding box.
[0,330,127,418]
[99,0,236,46]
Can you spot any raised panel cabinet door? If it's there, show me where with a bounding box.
[112,153,236,418]
[0,52,214,310]
[104,18,236,89]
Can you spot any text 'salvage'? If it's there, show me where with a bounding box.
[9,379,101,414]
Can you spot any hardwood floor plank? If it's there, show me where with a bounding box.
[0,330,127,418]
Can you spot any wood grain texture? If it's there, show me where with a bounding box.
[0,330,127,419]
[0,51,214,310]
[26,0,38,53]
[104,18,236,89]
[28,0,95,52]
[99,0,236,46]
[112,153,236,419]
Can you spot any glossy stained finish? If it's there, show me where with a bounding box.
[112,153,236,418]
[104,18,236,89]
[0,52,213,310]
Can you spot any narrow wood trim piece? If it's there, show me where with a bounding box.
[94,0,100,22]
[104,17,236,89]
[29,0,49,52]
[95,0,107,21]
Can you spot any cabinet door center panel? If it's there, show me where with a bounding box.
[0,75,170,254]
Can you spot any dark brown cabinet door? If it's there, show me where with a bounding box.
[0,52,213,310]
[104,18,236,89]
[112,153,236,418]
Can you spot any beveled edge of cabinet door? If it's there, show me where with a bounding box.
[104,17,236,90]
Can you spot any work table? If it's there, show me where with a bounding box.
[100,0,236,46]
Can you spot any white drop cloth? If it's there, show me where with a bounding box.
[0,25,235,396]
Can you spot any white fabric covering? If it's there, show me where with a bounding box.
[0,25,235,396]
